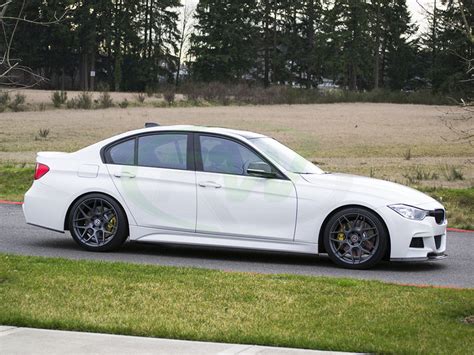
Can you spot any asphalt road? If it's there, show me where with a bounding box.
[1,204,473,288]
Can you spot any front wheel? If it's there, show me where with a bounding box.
[323,207,388,269]
[68,193,128,251]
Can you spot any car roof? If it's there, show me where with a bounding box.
[77,125,268,157]
[133,125,267,140]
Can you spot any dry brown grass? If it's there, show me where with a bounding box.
[0,101,472,188]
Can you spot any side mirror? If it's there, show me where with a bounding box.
[246,162,277,178]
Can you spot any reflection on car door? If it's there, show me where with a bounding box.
[195,134,297,240]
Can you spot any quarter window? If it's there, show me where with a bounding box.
[138,134,187,170]
[199,135,266,176]
[107,139,135,165]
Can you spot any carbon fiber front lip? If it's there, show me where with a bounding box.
[391,252,448,262]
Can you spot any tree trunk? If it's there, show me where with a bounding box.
[81,52,89,91]
[90,50,96,91]
[263,0,270,87]
[60,68,65,91]
[373,2,381,89]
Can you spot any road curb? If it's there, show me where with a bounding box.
[1,200,473,233]
[0,200,22,205]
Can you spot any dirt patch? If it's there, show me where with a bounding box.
[464,315,474,324]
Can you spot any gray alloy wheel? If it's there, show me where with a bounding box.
[68,193,128,251]
[323,207,388,269]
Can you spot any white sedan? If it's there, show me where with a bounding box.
[23,124,447,269]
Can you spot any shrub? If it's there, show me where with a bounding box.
[403,166,439,184]
[135,93,146,103]
[442,165,464,181]
[175,83,455,107]
[181,82,200,102]
[403,148,412,160]
[202,82,229,102]
[38,128,50,139]
[163,90,176,106]
[0,91,10,111]
[76,92,92,109]
[9,93,26,112]
[145,85,155,97]
[119,99,129,109]
[51,91,67,108]
[66,92,93,109]
[98,91,114,108]
[66,99,76,109]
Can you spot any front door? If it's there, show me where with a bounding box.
[195,134,297,240]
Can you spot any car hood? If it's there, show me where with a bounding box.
[299,173,442,209]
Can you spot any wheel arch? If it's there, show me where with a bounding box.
[64,191,130,236]
[317,204,391,260]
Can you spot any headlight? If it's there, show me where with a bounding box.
[388,204,428,220]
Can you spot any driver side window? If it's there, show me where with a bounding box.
[199,135,264,176]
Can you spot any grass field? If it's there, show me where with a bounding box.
[0,99,473,187]
[1,254,473,354]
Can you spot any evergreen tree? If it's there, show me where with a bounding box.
[382,0,417,90]
[325,0,371,90]
[424,1,473,96]
[190,0,257,82]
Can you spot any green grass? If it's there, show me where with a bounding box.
[0,254,473,354]
[0,164,472,229]
[424,187,474,230]
[0,164,34,201]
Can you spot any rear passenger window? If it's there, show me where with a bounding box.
[108,139,135,165]
[138,134,187,170]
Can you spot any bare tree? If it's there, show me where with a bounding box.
[0,0,68,89]
[418,0,473,146]
[446,0,473,146]
[440,105,473,146]
[175,1,195,87]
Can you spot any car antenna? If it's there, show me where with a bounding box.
[145,122,160,128]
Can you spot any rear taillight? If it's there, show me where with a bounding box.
[34,163,50,180]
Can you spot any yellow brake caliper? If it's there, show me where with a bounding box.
[106,216,116,233]
[337,225,345,241]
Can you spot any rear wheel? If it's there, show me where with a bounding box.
[68,193,128,251]
[323,207,388,269]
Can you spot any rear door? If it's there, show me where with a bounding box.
[105,132,196,232]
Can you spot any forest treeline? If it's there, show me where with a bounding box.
[6,0,473,97]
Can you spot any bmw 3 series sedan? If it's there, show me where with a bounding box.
[23,124,447,269]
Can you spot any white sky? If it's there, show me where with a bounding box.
[408,0,434,32]
[182,0,435,33]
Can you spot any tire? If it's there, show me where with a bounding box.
[323,207,388,269]
[68,193,128,252]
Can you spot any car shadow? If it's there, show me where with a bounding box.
[124,240,447,273]
[30,236,447,273]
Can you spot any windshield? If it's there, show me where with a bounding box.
[250,137,323,174]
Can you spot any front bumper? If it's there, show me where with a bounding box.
[377,205,448,261]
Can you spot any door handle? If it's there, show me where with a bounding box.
[114,172,136,178]
[198,181,222,188]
